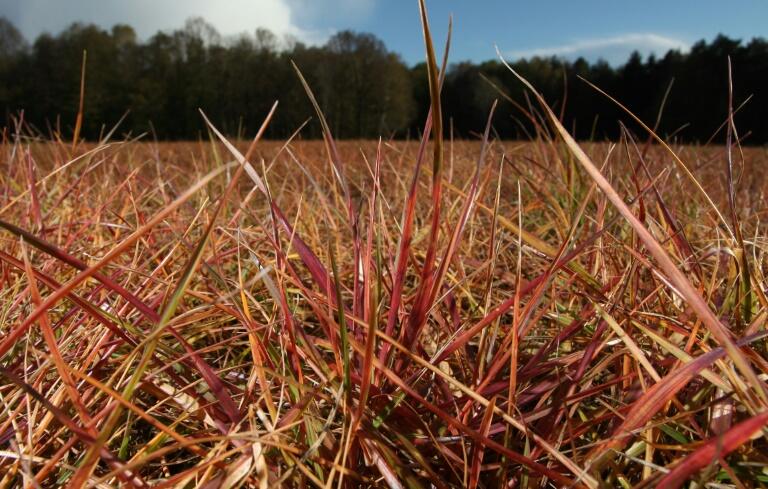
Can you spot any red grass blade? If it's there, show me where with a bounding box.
[656,411,768,489]
[469,396,496,489]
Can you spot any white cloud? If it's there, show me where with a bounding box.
[0,0,333,43]
[507,33,690,64]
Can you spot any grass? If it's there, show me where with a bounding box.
[2,5,768,488]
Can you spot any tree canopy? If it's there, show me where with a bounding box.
[0,17,766,143]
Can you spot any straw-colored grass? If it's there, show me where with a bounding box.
[1,131,768,487]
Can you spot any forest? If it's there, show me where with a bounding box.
[0,16,766,142]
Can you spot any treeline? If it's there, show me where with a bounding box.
[0,17,766,142]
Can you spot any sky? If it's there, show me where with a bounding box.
[1,0,767,66]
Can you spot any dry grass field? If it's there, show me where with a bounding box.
[1,6,768,485]
[1,128,768,488]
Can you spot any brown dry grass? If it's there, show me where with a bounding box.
[1,131,768,487]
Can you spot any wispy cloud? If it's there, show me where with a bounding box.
[507,33,690,64]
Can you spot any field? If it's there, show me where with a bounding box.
[1,122,768,488]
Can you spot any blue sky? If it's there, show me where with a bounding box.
[1,0,766,65]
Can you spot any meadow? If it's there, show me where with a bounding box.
[2,6,768,489]
[1,127,768,488]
